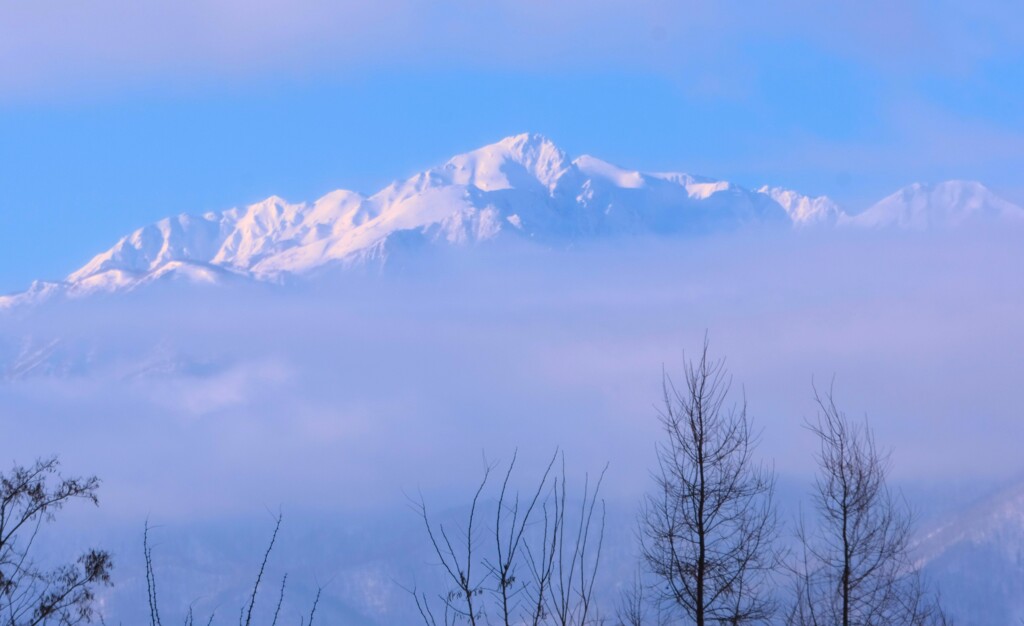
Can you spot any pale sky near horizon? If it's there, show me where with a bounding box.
[1,0,1023,293]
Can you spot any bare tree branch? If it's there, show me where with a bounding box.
[0,457,112,626]
[414,451,606,625]
[786,384,949,626]
[638,337,780,626]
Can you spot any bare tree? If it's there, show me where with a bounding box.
[786,387,948,626]
[144,513,322,626]
[412,450,606,626]
[638,339,779,626]
[615,569,673,626]
[0,457,112,626]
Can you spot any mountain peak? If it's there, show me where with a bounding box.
[849,179,1024,229]
[494,132,562,156]
[898,180,987,200]
[487,132,569,172]
[437,132,571,191]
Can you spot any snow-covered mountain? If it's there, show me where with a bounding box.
[2,134,1022,310]
[844,180,1024,230]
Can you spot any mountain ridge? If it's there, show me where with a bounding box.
[3,133,1022,310]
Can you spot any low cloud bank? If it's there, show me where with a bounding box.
[2,229,1021,523]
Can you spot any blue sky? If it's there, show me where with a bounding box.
[1,0,1023,293]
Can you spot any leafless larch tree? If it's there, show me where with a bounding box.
[412,450,607,626]
[637,339,780,626]
[786,387,949,626]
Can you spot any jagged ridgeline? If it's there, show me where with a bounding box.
[3,133,1022,309]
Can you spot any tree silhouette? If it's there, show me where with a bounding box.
[0,457,112,626]
[786,387,949,626]
[637,339,779,626]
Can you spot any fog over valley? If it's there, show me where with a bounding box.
[3,225,1022,622]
